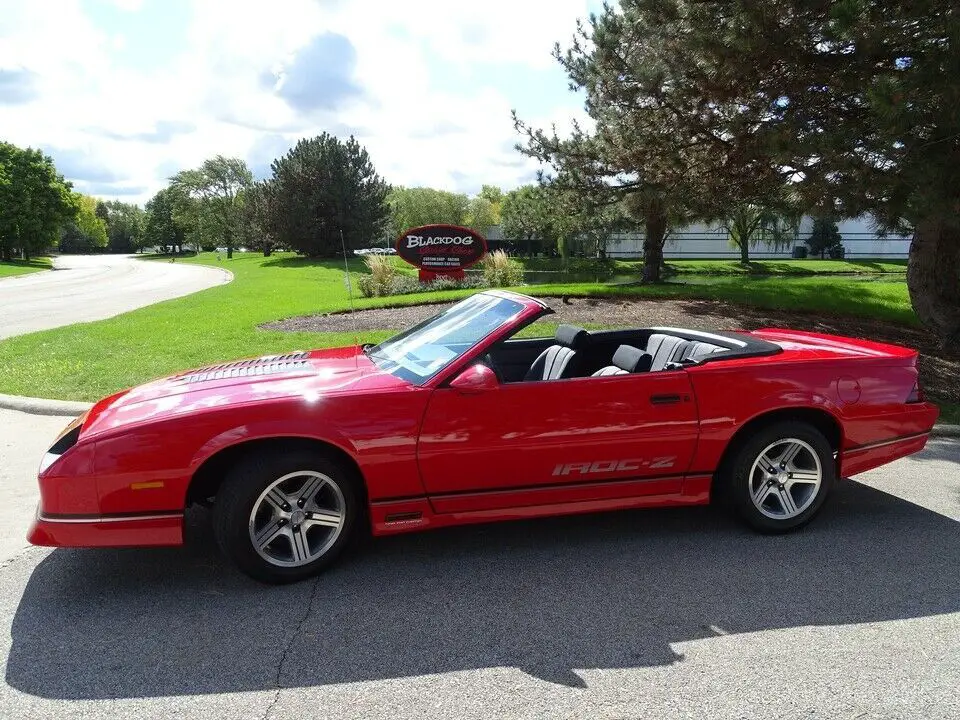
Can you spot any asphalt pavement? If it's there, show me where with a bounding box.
[0,254,231,340]
[0,407,957,719]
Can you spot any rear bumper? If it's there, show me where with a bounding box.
[840,402,939,477]
[27,509,183,548]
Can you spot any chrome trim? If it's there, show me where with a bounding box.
[846,431,929,454]
[38,512,183,524]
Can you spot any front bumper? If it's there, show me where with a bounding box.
[27,508,183,548]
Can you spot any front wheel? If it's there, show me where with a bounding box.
[724,421,836,532]
[213,448,360,583]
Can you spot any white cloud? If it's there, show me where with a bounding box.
[0,0,596,203]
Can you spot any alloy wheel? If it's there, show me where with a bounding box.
[247,470,346,567]
[748,438,823,520]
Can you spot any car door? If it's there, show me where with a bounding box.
[416,369,700,513]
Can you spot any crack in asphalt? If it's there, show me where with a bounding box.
[262,575,324,720]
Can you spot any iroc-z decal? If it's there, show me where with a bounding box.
[552,457,677,477]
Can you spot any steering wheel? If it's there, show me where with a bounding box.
[481,353,505,383]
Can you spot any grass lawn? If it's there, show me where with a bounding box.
[665,258,907,275]
[515,257,907,275]
[939,403,960,425]
[0,257,52,278]
[0,252,939,411]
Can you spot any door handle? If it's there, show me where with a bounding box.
[650,394,682,405]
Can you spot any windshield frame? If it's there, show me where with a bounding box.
[366,291,547,387]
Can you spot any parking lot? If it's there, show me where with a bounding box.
[0,408,957,719]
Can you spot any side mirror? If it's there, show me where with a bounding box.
[449,363,499,394]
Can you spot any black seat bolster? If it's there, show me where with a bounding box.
[524,324,590,381]
[591,345,651,376]
[612,345,652,373]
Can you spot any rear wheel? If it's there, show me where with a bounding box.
[724,421,835,532]
[213,448,360,583]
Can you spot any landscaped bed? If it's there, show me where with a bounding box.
[263,296,959,411]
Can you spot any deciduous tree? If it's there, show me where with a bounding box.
[465,196,498,234]
[103,201,146,253]
[144,187,187,254]
[0,142,76,260]
[500,185,553,257]
[387,187,469,236]
[60,194,108,253]
[172,156,252,259]
[717,204,800,264]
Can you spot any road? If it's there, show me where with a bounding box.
[0,408,957,719]
[0,254,231,340]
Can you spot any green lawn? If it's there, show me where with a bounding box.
[0,257,52,278]
[0,252,928,404]
[515,257,907,276]
[665,258,908,275]
[939,403,960,425]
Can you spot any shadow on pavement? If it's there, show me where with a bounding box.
[905,437,960,466]
[6,479,959,699]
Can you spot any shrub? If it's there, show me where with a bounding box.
[828,243,846,259]
[357,255,491,298]
[364,253,396,283]
[423,275,486,292]
[357,273,419,298]
[479,250,524,287]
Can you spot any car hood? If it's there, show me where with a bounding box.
[81,346,409,439]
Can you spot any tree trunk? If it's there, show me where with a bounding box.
[227,245,233,259]
[1,246,10,262]
[739,240,749,264]
[642,206,668,283]
[23,247,31,261]
[263,245,272,257]
[907,217,960,349]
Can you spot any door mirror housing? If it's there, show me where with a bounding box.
[449,363,499,394]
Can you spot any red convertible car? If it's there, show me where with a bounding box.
[29,291,938,583]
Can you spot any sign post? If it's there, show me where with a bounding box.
[395,224,488,283]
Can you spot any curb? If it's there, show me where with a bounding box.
[931,423,960,438]
[0,393,93,417]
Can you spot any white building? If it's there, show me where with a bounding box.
[490,216,911,259]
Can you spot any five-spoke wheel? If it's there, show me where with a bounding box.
[748,438,822,520]
[214,448,359,583]
[725,421,835,532]
[248,471,346,568]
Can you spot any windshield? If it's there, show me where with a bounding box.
[367,293,526,385]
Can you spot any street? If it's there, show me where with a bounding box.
[0,255,231,340]
[0,408,956,719]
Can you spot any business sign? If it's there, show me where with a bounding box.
[395,224,488,281]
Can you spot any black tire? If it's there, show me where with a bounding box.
[213,447,361,584]
[723,420,835,533]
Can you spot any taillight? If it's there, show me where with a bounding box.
[906,382,924,403]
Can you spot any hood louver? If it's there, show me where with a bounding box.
[179,352,310,384]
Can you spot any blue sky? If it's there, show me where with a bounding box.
[0,0,604,204]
